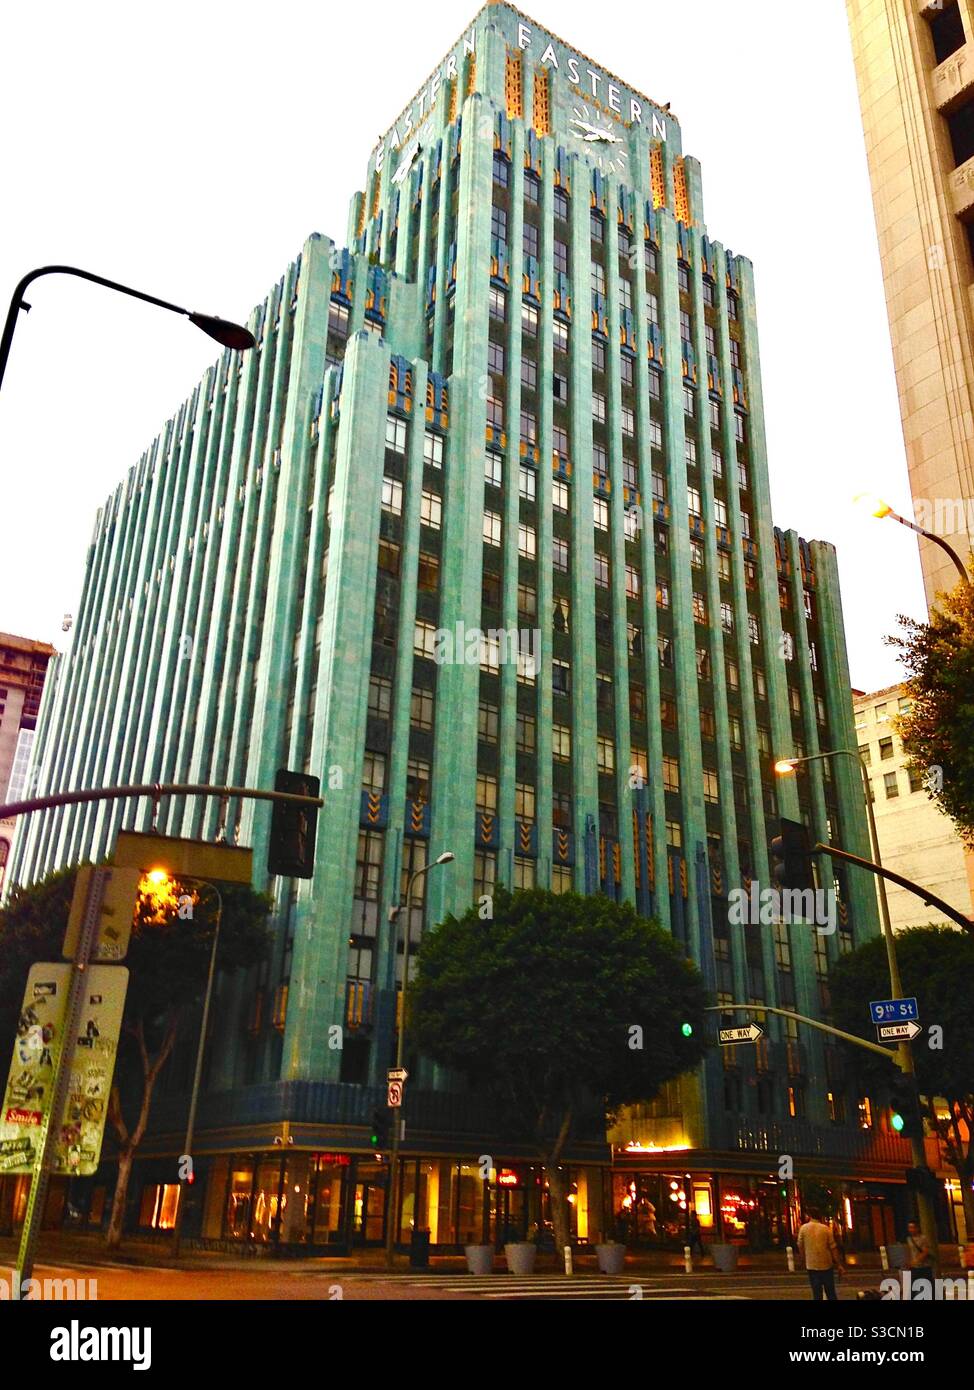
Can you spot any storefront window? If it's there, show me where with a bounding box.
[225,1160,255,1240]
[309,1155,348,1245]
[138,1183,180,1231]
[252,1157,284,1242]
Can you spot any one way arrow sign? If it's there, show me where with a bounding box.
[877,1020,922,1042]
[718,1023,764,1045]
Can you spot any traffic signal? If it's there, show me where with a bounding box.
[267,769,320,879]
[680,1023,694,1038]
[369,1108,389,1150]
[769,818,815,893]
[889,1073,924,1140]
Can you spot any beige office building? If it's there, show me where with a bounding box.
[847,0,974,605]
[0,633,56,893]
[854,682,974,929]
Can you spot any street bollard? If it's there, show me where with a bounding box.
[880,1245,889,1271]
[564,1245,573,1276]
[786,1245,795,1273]
[684,1245,693,1274]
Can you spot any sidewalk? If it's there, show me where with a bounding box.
[1,1230,933,1276]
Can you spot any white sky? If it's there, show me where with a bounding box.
[0,0,924,692]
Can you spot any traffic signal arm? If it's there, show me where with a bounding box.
[705,1005,902,1065]
[814,842,973,936]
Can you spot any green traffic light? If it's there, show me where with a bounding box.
[681,1023,693,1037]
[891,1112,905,1133]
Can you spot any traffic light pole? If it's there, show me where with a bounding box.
[0,780,323,823]
[781,748,940,1258]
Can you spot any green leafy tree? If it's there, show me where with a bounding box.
[829,925,974,1237]
[889,566,974,846]
[409,887,709,1252]
[0,866,271,1248]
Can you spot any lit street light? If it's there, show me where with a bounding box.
[853,492,970,589]
[0,264,256,396]
[141,867,224,1259]
[383,850,454,1268]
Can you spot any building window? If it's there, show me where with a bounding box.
[518,523,536,559]
[552,723,571,762]
[519,465,537,501]
[483,510,502,547]
[554,186,569,220]
[552,478,569,512]
[485,451,503,489]
[553,658,571,695]
[884,771,899,799]
[474,851,497,901]
[410,686,434,730]
[522,302,539,337]
[424,431,444,468]
[368,675,392,719]
[879,736,894,760]
[593,497,609,531]
[420,491,442,529]
[625,564,640,600]
[553,317,569,353]
[385,415,407,454]
[594,552,610,587]
[491,204,508,243]
[553,538,569,572]
[703,769,719,804]
[476,774,498,814]
[478,699,499,743]
[381,475,403,515]
[355,831,383,901]
[489,287,507,322]
[692,591,707,623]
[516,714,536,756]
[684,386,695,416]
[414,620,438,659]
[658,635,673,668]
[362,751,386,793]
[523,222,540,259]
[492,152,510,186]
[663,756,680,793]
[656,581,670,609]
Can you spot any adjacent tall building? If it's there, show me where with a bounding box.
[8,3,932,1253]
[847,0,974,604]
[0,633,56,895]
[854,682,974,930]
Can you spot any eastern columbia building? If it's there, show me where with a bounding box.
[4,3,925,1254]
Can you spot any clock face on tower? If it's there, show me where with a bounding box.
[568,103,629,175]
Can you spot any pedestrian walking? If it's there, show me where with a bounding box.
[688,1212,705,1258]
[797,1206,845,1300]
[904,1221,934,1299]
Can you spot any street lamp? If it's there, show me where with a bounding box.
[774,749,938,1252]
[853,492,970,590]
[0,264,256,395]
[383,849,454,1268]
[142,867,223,1259]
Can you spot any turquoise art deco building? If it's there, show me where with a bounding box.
[7,3,917,1251]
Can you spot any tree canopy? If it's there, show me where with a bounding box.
[889,566,974,845]
[410,887,709,1247]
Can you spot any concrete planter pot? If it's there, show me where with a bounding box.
[504,1241,538,1275]
[596,1242,627,1275]
[464,1244,494,1275]
[711,1243,739,1273]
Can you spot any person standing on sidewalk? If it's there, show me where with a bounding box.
[797,1207,845,1301]
[904,1221,934,1299]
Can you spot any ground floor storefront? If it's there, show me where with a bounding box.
[2,1149,965,1255]
[608,1162,962,1254]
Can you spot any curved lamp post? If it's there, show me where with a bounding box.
[0,264,255,395]
[853,492,970,590]
[383,849,454,1267]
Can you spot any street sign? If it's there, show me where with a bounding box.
[0,962,128,1176]
[387,1080,404,1108]
[62,865,141,962]
[877,1020,922,1042]
[718,1023,764,1045]
[387,1067,408,1083]
[869,997,919,1024]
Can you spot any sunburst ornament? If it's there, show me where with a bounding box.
[568,104,629,174]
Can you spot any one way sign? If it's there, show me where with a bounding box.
[718,1023,764,1045]
[877,1020,922,1042]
